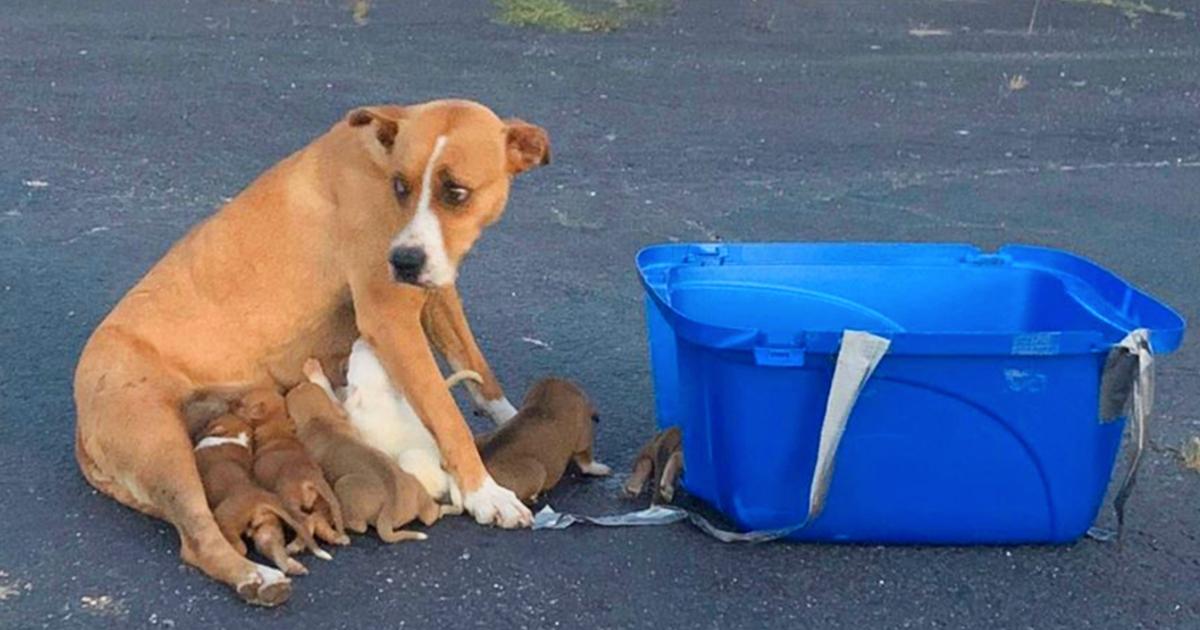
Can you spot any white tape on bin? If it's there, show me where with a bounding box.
[533,330,892,542]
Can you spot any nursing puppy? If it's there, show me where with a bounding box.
[285,382,440,542]
[236,389,348,550]
[193,414,322,579]
[475,378,611,503]
[305,345,475,512]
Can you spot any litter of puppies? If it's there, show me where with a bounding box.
[186,355,621,582]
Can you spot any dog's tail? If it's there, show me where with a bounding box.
[444,369,484,390]
[264,500,332,561]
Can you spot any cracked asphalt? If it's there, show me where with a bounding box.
[1,0,1197,628]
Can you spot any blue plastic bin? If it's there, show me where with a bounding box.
[638,243,1185,544]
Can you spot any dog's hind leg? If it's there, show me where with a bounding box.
[252,518,307,576]
[656,450,684,504]
[332,474,380,534]
[490,459,548,504]
[572,449,612,477]
[81,400,290,605]
[74,338,292,606]
[624,455,654,498]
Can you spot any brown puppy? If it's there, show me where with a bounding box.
[475,378,611,504]
[74,100,550,603]
[623,426,683,504]
[237,389,348,552]
[285,383,440,542]
[193,414,321,581]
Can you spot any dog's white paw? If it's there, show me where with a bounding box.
[463,476,531,528]
[579,461,612,476]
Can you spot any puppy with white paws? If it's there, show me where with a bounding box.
[475,378,611,503]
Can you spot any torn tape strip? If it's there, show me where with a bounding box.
[533,505,801,543]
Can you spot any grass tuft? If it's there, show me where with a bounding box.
[494,0,669,33]
[1182,436,1200,473]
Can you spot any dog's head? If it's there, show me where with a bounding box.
[341,99,550,288]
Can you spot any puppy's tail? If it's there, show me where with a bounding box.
[444,369,484,390]
[372,500,429,543]
[265,501,332,561]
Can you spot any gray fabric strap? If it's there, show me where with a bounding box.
[808,331,892,520]
[1089,328,1155,542]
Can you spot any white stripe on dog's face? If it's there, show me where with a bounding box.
[390,135,455,287]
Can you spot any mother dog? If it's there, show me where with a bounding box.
[73,100,550,605]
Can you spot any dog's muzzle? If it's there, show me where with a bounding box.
[389,246,428,286]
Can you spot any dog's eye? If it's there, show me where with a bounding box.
[393,176,411,200]
[441,182,471,207]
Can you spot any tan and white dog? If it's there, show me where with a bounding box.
[73,99,550,605]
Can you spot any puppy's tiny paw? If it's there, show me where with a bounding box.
[580,461,612,476]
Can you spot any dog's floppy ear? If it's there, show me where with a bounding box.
[503,118,551,175]
[346,106,402,152]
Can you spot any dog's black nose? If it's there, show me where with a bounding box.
[389,246,427,284]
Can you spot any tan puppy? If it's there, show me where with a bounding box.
[623,426,683,504]
[475,379,611,503]
[73,100,550,603]
[193,414,322,582]
[237,389,349,550]
[285,383,440,542]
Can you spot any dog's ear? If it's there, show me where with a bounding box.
[503,118,551,175]
[346,106,403,152]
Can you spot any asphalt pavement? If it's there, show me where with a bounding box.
[1,0,1198,628]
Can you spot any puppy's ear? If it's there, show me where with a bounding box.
[346,106,402,152]
[503,118,551,175]
[235,399,268,422]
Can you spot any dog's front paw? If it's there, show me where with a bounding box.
[463,476,532,528]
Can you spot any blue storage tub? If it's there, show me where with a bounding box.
[638,243,1185,544]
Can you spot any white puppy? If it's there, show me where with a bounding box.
[303,338,474,513]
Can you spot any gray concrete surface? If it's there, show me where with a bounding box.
[0,0,1197,627]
